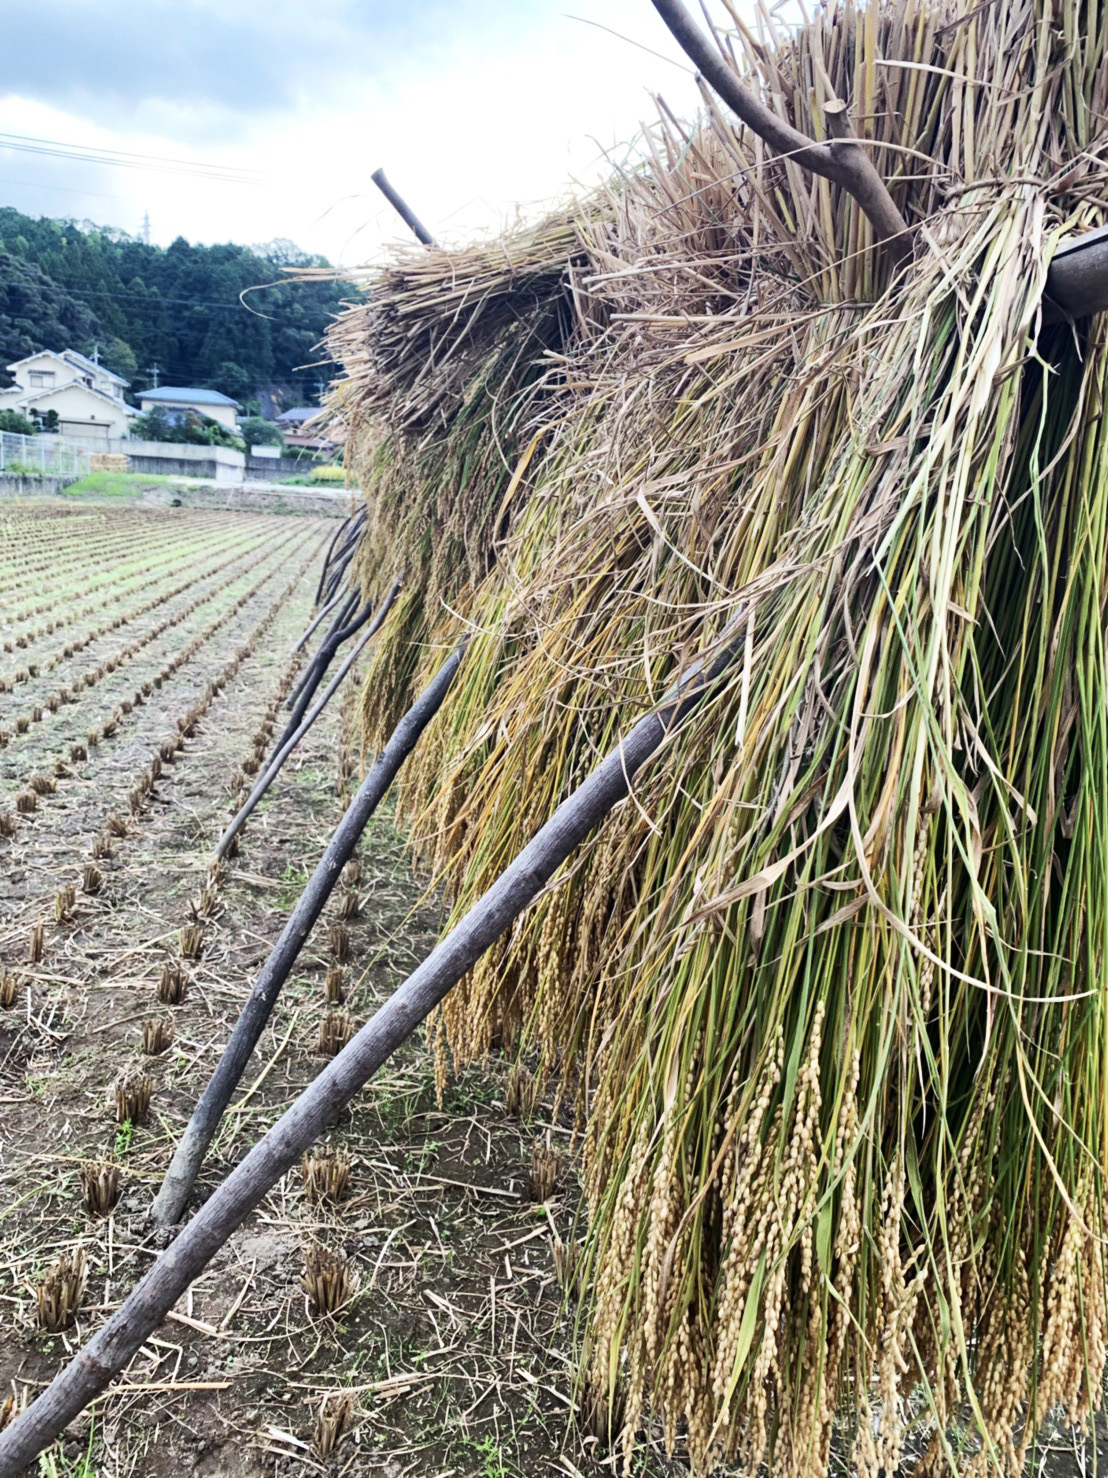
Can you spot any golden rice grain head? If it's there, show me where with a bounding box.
[35,1249,86,1332]
[79,1160,122,1218]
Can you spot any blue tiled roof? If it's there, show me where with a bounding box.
[140,387,242,408]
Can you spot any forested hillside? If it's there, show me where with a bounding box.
[0,208,350,406]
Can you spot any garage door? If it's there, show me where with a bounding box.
[60,421,109,441]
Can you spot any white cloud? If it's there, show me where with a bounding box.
[0,2,704,263]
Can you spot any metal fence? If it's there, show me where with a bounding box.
[0,431,91,478]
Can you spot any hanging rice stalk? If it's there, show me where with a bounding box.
[323,0,1108,1471]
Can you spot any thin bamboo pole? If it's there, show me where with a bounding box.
[276,578,401,752]
[153,638,468,1226]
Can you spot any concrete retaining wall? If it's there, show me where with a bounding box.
[245,453,321,478]
[122,441,245,482]
[0,474,80,497]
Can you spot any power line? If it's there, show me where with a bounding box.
[0,175,129,203]
[0,131,272,186]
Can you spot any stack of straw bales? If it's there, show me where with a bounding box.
[329,1,1108,1470]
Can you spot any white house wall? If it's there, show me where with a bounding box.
[20,382,133,439]
[138,398,238,431]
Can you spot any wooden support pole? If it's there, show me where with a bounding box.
[276,577,401,752]
[371,168,436,246]
[283,588,361,715]
[1043,223,1108,321]
[294,583,346,655]
[649,0,912,266]
[0,617,746,1472]
[214,601,386,865]
[152,638,469,1227]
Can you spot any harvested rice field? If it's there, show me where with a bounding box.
[0,499,673,1477]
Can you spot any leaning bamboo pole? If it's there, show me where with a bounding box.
[153,632,462,1224]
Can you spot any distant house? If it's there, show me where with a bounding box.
[138,387,241,432]
[0,349,134,441]
[275,405,337,453]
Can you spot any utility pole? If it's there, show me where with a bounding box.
[142,211,151,246]
[145,362,160,389]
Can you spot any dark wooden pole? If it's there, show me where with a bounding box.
[0,618,746,1472]
[1044,223,1108,321]
[294,583,346,654]
[279,580,398,743]
[371,168,436,246]
[212,588,397,865]
[152,638,468,1226]
[649,0,911,265]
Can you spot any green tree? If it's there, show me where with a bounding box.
[239,416,285,449]
[0,408,36,435]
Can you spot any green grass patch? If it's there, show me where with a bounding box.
[62,471,183,501]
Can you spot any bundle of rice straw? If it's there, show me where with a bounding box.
[328,0,1108,1470]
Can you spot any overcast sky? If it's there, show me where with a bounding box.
[0,1,709,265]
